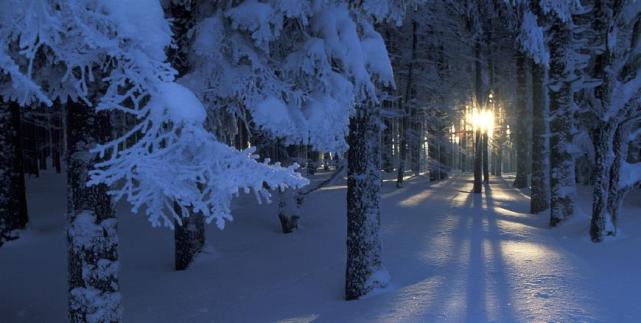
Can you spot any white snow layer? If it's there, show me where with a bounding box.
[99,0,171,61]
[4,172,641,322]
[151,82,207,125]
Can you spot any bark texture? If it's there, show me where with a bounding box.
[0,101,28,246]
[548,18,576,226]
[345,103,388,300]
[472,40,483,194]
[589,124,614,241]
[605,124,629,238]
[530,63,550,214]
[482,132,489,184]
[473,129,483,193]
[175,211,206,270]
[514,53,530,189]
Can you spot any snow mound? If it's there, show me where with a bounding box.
[151,82,207,125]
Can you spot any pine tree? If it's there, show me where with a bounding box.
[167,0,205,271]
[0,100,28,246]
[345,102,388,300]
[548,9,576,226]
[587,0,641,241]
[513,52,530,189]
[530,62,550,213]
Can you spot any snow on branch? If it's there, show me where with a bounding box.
[0,47,52,106]
[517,10,549,66]
[184,1,401,154]
[1,0,310,230]
[89,81,308,229]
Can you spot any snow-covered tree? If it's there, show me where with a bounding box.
[1,0,307,320]
[165,0,207,270]
[513,51,531,189]
[542,0,580,226]
[342,1,428,300]
[530,59,550,213]
[514,0,550,213]
[162,0,420,299]
[583,0,641,241]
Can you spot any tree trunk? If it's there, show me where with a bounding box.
[472,38,483,194]
[168,1,206,269]
[39,122,48,171]
[548,17,576,226]
[66,100,121,322]
[514,53,530,189]
[277,189,301,234]
[496,145,503,177]
[52,111,63,173]
[412,120,421,176]
[396,21,418,188]
[382,119,394,172]
[589,0,627,241]
[0,101,29,246]
[382,118,394,172]
[530,62,550,214]
[175,209,206,270]
[307,150,321,175]
[491,150,497,176]
[396,115,407,187]
[473,129,483,193]
[345,102,388,300]
[461,122,467,172]
[605,123,629,240]
[482,131,489,183]
[323,152,331,171]
[589,124,614,241]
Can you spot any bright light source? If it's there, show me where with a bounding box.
[468,108,494,135]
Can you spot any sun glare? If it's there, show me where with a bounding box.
[468,108,494,136]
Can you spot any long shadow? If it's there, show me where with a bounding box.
[491,177,549,229]
[376,175,524,322]
[381,172,463,201]
[374,175,478,321]
[419,191,476,316]
[463,192,488,322]
[483,183,518,322]
[382,173,473,265]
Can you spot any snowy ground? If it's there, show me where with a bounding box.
[2,171,641,322]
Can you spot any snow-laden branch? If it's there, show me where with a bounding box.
[1,0,311,230]
[0,47,52,106]
[89,82,308,229]
[185,2,396,153]
[89,124,307,229]
[619,161,641,190]
[517,10,549,66]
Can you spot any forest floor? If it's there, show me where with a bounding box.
[2,171,641,322]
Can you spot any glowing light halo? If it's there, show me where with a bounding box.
[467,108,494,136]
